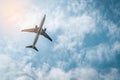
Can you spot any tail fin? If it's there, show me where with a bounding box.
[26,45,39,52]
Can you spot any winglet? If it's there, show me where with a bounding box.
[26,45,39,52]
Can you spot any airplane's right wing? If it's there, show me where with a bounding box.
[41,31,52,42]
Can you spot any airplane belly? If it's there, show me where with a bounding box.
[33,33,40,46]
[33,29,42,46]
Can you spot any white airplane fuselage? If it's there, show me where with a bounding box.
[33,15,46,46]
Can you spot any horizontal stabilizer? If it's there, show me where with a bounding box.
[26,45,38,52]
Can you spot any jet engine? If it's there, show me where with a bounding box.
[43,28,46,31]
[35,25,38,29]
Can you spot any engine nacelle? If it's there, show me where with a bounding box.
[43,28,46,31]
[35,25,38,29]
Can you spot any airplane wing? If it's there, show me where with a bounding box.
[21,25,38,33]
[21,15,46,33]
[41,31,52,41]
[21,28,36,33]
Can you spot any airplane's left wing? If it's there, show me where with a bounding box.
[22,28,35,32]
[21,26,38,33]
[41,31,52,41]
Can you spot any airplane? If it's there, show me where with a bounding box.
[21,14,52,51]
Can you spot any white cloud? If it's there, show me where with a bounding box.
[69,67,100,80]
[45,6,65,32]
[54,14,96,52]
[107,23,120,39]
[103,68,120,80]
[16,66,119,80]
[0,54,11,68]
[67,0,87,14]
[16,76,33,80]
[86,44,110,62]
[0,46,35,80]
[113,41,120,52]
[85,42,119,63]
[0,50,119,80]
[47,68,70,80]
[102,20,120,40]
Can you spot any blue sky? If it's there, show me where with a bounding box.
[0,0,120,80]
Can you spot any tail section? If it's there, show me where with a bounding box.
[26,45,38,52]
